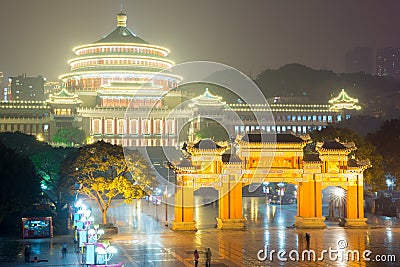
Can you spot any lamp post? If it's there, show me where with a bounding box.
[163,161,171,226]
[386,178,395,192]
[164,189,170,226]
[277,182,285,206]
[95,245,117,265]
[87,225,104,243]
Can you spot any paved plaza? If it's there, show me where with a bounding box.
[1,197,399,266]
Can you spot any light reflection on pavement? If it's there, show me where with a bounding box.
[83,197,400,266]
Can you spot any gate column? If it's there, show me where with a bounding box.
[171,176,197,231]
[341,175,367,228]
[216,175,245,229]
[294,174,326,228]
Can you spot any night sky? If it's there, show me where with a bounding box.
[1,0,400,83]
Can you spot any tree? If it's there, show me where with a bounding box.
[62,141,156,224]
[0,143,41,234]
[310,126,385,190]
[52,127,86,146]
[368,119,400,189]
[31,148,76,211]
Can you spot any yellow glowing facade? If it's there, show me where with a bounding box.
[170,133,369,230]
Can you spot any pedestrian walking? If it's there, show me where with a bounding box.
[193,249,199,267]
[305,233,311,250]
[24,244,31,263]
[62,242,67,258]
[205,248,212,267]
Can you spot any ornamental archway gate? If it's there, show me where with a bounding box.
[169,133,369,230]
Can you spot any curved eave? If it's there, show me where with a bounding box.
[68,55,175,65]
[171,166,197,173]
[187,148,227,155]
[59,70,183,81]
[347,166,370,172]
[222,162,242,165]
[46,100,82,105]
[73,43,170,55]
[236,140,308,148]
[316,148,355,154]
[329,105,362,111]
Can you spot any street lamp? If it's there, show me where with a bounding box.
[386,178,395,191]
[333,187,345,218]
[277,182,285,205]
[95,245,117,265]
[163,161,172,226]
[88,225,104,243]
[164,189,170,226]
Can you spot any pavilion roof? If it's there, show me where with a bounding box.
[193,139,223,150]
[95,13,148,44]
[241,132,309,143]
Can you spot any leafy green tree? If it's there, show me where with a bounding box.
[0,144,41,234]
[310,126,385,190]
[62,141,156,224]
[368,119,400,189]
[195,122,229,141]
[31,148,76,211]
[52,127,86,146]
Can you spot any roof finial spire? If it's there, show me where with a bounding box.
[117,1,127,27]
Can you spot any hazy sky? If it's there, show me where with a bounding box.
[1,0,400,83]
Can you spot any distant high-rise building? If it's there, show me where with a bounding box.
[345,47,373,74]
[376,47,400,79]
[8,74,46,101]
[0,72,3,84]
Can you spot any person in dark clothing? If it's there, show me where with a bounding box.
[205,248,212,267]
[305,233,311,250]
[193,249,199,267]
[24,245,30,263]
[62,242,67,258]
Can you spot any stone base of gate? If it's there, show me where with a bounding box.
[339,218,368,228]
[216,218,246,230]
[171,220,197,231]
[294,216,326,229]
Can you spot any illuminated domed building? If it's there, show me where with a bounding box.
[59,12,180,109]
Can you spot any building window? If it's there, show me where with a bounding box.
[130,119,137,134]
[93,119,101,134]
[117,119,125,134]
[143,119,150,134]
[105,119,113,134]
[154,119,161,134]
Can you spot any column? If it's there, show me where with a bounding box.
[341,175,367,228]
[217,176,245,230]
[171,175,196,231]
[294,174,326,228]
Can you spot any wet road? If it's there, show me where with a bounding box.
[96,197,400,266]
[2,197,400,266]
